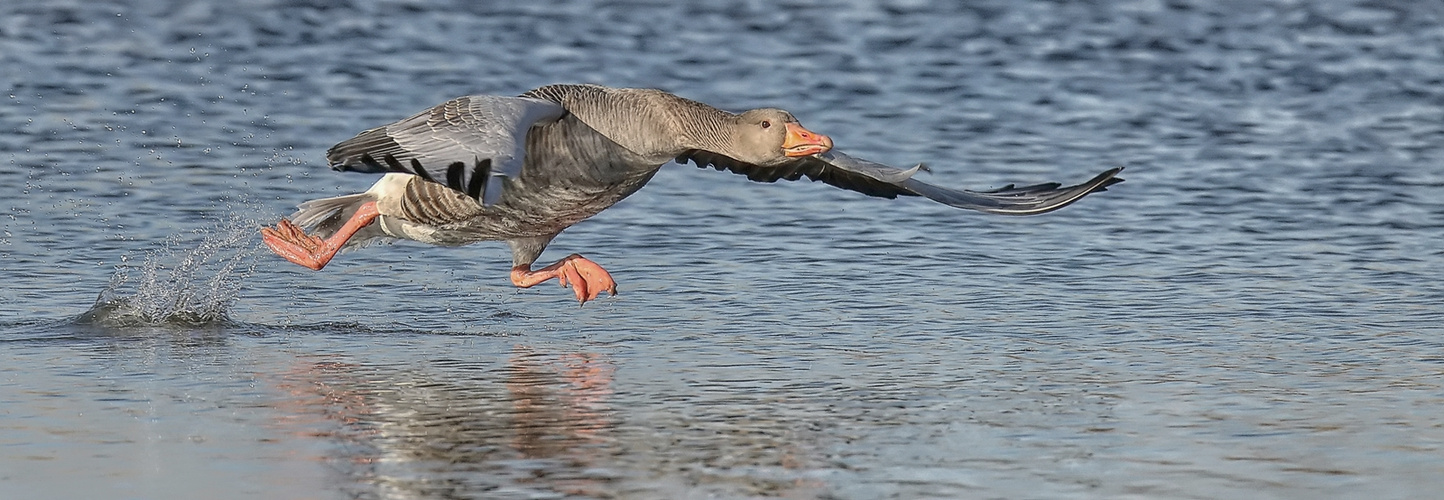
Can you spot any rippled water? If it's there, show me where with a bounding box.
[4,0,1444,498]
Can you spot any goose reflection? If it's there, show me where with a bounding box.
[506,347,614,457]
[269,345,617,498]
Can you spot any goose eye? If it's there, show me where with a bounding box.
[761,120,771,129]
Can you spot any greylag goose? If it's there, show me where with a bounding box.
[261,84,1123,304]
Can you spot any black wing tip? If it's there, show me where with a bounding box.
[326,127,406,173]
[1022,166,1124,214]
[914,165,1125,216]
[1090,167,1125,192]
[467,157,492,201]
[331,152,383,173]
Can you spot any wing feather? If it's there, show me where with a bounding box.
[676,149,1122,215]
[327,95,566,205]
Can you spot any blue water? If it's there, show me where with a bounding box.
[3,0,1443,498]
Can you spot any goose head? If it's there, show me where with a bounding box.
[726,108,833,166]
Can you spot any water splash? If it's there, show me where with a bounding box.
[78,214,262,328]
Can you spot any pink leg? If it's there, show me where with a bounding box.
[259,202,380,271]
[511,254,618,305]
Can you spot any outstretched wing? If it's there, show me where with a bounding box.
[327,95,566,205]
[675,149,1123,215]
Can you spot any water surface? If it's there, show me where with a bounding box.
[3,0,1443,498]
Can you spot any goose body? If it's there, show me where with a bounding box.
[262,84,1123,303]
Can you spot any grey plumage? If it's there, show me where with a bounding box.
[292,84,1123,268]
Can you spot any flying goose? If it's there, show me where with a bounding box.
[261,84,1123,304]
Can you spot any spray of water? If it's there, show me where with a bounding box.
[78,214,262,327]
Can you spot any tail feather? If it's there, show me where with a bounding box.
[287,193,393,252]
[290,193,373,231]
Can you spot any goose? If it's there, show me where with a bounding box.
[261,84,1123,304]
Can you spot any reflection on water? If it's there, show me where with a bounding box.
[506,349,614,458]
[270,346,621,498]
[265,343,834,498]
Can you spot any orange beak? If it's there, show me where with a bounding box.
[782,122,833,157]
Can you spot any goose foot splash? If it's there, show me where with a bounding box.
[260,202,380,271]
[511,254,617,305]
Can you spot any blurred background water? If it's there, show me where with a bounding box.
[3,0,1443,498]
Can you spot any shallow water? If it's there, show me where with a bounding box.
[4,0,1444,498]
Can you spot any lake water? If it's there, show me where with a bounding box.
[3,0,1443,498]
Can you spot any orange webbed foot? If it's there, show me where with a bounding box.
[259,201,380,272]
[260,219,332,271]
[512,254,618,305]
[555,255,618,304]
